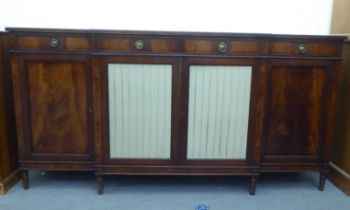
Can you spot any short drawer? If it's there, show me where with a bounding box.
[15,35,90,51]
[184,38,264,55]
[268,40,342,57]
[97,37,179,53]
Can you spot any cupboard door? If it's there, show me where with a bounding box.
[264,60,331,162]
[181,58,260,164]
[187,66,252,159]
[108,64,172,159]
[99,56,181,165]
[13,55,93,161]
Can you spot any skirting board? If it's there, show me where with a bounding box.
[328,162,350,196]
[0,170,20,195]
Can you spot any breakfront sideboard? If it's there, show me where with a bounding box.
[6,28,345,195]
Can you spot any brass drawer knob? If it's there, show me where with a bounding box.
[135,40,144,50]
[217,42,227,53]
[50,38,59,48]
[298,44,306,54]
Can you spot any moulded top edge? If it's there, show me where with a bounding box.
[4,27,347,41]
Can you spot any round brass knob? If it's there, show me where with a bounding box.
[50,38,59,48]
[135,40,144,50]
[298,44,306,54]
[217,42,227,53]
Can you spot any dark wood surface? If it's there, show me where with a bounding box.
[268,39,342,57]
[95,165,259,175]
[262,59,339,173]
[28,61,89,154]
[6,28,344,58]
[0,32,19,194]
[329,40,350,195]
[6,28,345,194]
[11,54,94,165]
[332,41,350,172]
[183,38,264,55]
[328,165,350,195]
[5,27,346,40]
[264,61,328,157]
[16,35,90,51]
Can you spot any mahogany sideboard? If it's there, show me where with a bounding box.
[6,28,345,195]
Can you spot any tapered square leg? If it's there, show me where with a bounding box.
[319,172,326,191]
[22,170,29,190]
[250,176,257,195]
[97,175,104,195]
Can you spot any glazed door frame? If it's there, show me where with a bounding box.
[97,55,181,166]
[180,57,263,166]
[11,54,94,162]
[263,59,336,165]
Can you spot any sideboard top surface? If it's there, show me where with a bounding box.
[5,27,347,40]
[5,27,346,59]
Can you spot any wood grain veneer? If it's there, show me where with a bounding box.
[0,32,19,195]
[5,28,346,195]
[329,40,350,195]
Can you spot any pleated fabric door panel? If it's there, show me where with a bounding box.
[108,64,172,159]
[187,65,252,160]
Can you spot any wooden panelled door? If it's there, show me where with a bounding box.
[12,55,94,161]
[263,60,332,163]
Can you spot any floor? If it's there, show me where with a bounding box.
[0,171,349,210]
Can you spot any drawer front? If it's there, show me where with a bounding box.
[97,37,263,55]
[12,33,342,58]
[268,40,342,57]
[15,35,90,51]
[184,38,263,55]
[97,37,179,53]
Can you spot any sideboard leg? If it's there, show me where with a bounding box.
[22,170,29,190]
[97,175,104,195]
[319,172,327,191]
[249,176,257,195]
